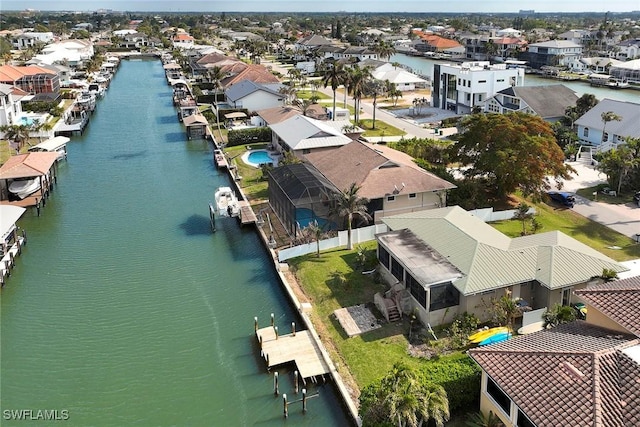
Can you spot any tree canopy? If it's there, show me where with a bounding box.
[450,112,575,200]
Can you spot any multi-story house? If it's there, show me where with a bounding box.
[13,32,54,50]
[574,98,640,151]
[431,61,525,114]
[525,40,583,70]
[615,38,640,61]
[484,85,578,122]
[0,65,60,96]
[0,83,24,127]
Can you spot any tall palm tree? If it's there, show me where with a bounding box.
[1,124,32,152]
[600,111,622,147]
[346,65,372,125]
[374,40,397,61]
[365,79,386,130]
[321,62,347,121]
[331,183,371,250]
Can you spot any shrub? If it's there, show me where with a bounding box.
[226,127,271,146]
[419,355,481,413]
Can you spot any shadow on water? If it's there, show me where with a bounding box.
[179,214,213,236]
[165,132,185,143]
[157,115,178,125]
[112,150,148,160]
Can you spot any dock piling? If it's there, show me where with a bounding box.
[294,370,299,394]
[274,326,278,340]
[292,322,296,336]
[273,371,279,396]
[302,389,307,413]
[254,316,258,332]
[283,394,288,418]
[270,313,274,327]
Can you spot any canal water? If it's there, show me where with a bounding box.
[390,53,640,102]
[1,59,349,426]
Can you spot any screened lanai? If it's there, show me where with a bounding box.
[268,163,340,238]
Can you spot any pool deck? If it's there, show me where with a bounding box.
[241,149,280,168]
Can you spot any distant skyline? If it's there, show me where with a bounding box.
[3,0,640,13]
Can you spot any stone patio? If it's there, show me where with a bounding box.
[333,304,381,337]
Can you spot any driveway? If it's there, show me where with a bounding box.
[555,162,640,240]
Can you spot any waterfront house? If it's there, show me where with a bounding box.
[376,206,627,327]
[615,38,640,61]
[431,61,525,114]
[0,205,27,284]
[371,63,428,92]
[13,32,54,50]
[411,31,463,56]
[468,276,640,427]
[304,140,456,223]
[268,114,352,159]
[254,105,303,126]
[484,84,578,122]
[0,65,60,96]
[610,59,640,85]
[580,57,623,74]
[574,98,640,151]
[0,83,24,127]
[219,64,280,90]
[224,80,285,112]
[525,40,584,71]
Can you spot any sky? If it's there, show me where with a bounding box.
[3,0,640,13]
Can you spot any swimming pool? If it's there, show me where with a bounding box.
[295,208,336,230]
[243,149,274,168]
[19,117,34,126]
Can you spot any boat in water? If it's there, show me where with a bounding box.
[214,186,240,218]
[9,177,41,199]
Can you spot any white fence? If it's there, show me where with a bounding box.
[469,207,535,222]
[277,224,388,262]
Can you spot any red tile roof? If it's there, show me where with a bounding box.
[0,152,60,179]
[220,64,279,88]
[469,321,640,427]
[574,276,640,337]
[0,65,55,82]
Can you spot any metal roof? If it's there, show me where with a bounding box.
[269,115,351,150]
[381,206,627,295]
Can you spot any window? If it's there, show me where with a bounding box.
[517,410,536,427]
[429,283,460,311]
[408,193,417,199]
[562,288,571,306]
[497,78,505,82]
[408,274,427,309]
[603,132,609,142]
[386,195,396,202]
[302,149,311,154]
[378,245,390,269]
[390,257,404,282]
[486,377,511,417]
[583,128,589,137]
[478,79,486,83]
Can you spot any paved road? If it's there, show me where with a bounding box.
[555,162,640,240]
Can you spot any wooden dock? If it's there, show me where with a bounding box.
[256,326,330,382]
[214,150,228,169]
[239,201,257,225]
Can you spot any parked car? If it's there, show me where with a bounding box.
[634,191,640,207]
[547,191,576,208]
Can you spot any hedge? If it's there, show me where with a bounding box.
[226,127,272,147]
[419,354,481,413]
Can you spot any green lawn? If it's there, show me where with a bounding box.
[356,119,406,137]
[576,184,637,205]
[223,143,269,203]
[491,199,640,261]
[288,242,467,389]
[296,90,331,100]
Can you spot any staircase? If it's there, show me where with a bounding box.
[386,301,402,322]
[576,145,593,165]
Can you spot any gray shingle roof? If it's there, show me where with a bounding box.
[497,85,578,119]
[224,79,283,102]
[574,98,640,139]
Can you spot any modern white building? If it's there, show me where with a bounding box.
[0,83,23,127]
[431,61,525,114]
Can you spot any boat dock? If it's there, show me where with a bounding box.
[214,150,228,168]
[256,325,331,384]
[238,200,257,225]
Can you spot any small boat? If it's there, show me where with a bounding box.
[9,177,41,199]
[468,326,510,344]
[214,186,240,218]
[478,331,512,346]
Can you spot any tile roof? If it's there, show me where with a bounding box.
[0,152,60,179]
[0,65,56,82]
[303,140,455,198]
[256,105,303,125]
[469,321,640,427]
[574,276,640,337]
[382,207,627,295]
[220,64,279,88]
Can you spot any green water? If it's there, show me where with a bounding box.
[0,59,349,426]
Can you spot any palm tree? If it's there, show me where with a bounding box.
[371,363,450,427]
[513,202,532,235]
[365,79,386,129]
[0,124,32,152]
[321,62,347,121]
[346,65,372,125]
[600,111,622,147]
[543,304,577,328]
[374,40,397,61]
[331,183,371,250]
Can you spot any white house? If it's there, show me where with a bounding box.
[13,32,54,50]
[484,85,578,122]
[615,38,640,61]
[574,98,640,151]
[0,83,23,127]
[431,61,525,114]
[224,80,285,112]
[372,63,428,92]
[526,40,584,70]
